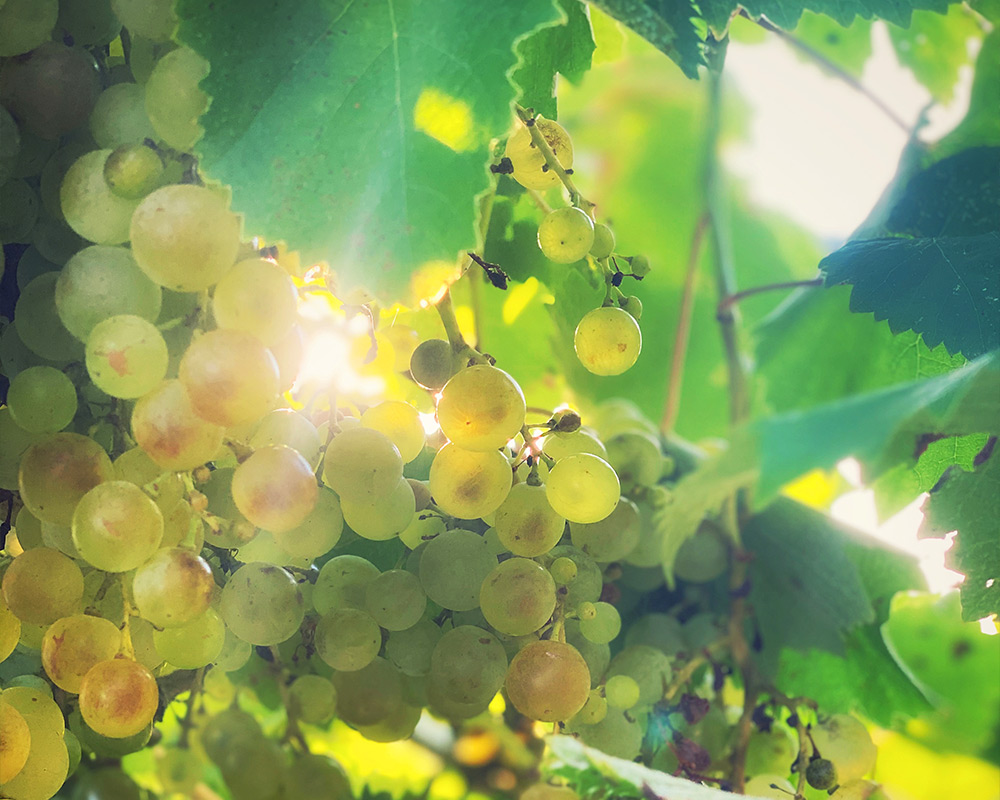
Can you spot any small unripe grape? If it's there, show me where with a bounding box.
[550,556,577,584]
[604,674,640,709]
[590,223,616,259]
[409,338,453,389]
[572,689,607,725]
[629,255,651,277]
[538,207,595,264]
[574,306,642,377]
[619,295,642,320]
[103,144,164,199]
[578,601,597,621]
[807,757,838,790]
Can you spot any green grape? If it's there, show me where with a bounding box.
[41,520,79,558]
[144,46,208,150]
[572,689,607,725]
[418,529,496,611]
[153,607,226,669]
[569,496,640,563]
[315,607,381,671]
[113,445,185,511]
[619,294,642,321]
[505,117,573,191]
[322,427,403,504]
[545,453,619,525]
[250,409,322,466]
[282,754,351,799]
[0,409,43,491]
[0,107,19,185]
[575,709,644,761]
[332,657,404,726]
[409,337,453,389]
[744,775,797,799]
[79,657,159,738]
[428,625,507,705]
[547,544,603,610]
[55,245,162,341]
[437,365,525,451]
[288,675,338,725]
[179,329,279,426]
[629,255,651,277]
[219,562,305,645]
[0,702,31,783]
[429,443,512,520]
[543,428,607,461]
[201,707,263,765]
[13,507,43,550]
[811,714,877,783]
[61,149,141,244]
[399,510,446,550]
[0,178,39,242]
[128,617,162,672]
[15,273,83,362]
[14,246,58,290]
[579,602,621,645]
[215,626,252,672]
[505,640,591,722]
[537,207,595,264]
[385,620,442,676]
[72,711,153,758]
[72,480,162,572]
[625,493,669,568]
[63,728,82,777]
[673,524,729,583]
[31,216,85,265]
[364,569,426,631]
[111,0,177,41]
[18,432,113,525]
[578,601,596,620]
[131,379,225,471]
[355,701,421,743]
[231,445,318,533]
[0,0,58,57]
[157,748,203,795]
[103,143,164,198]
[605,431,662,491]
[604,674,639,710]
[89,82,156,148]
[313,555,380,615]
[131,547,215,627]
[590,222,616,259]
[574,306,642,377]
[361,400,425,463]
[493,482,565,558]
[6,365,77,433]
[202,665,236,704]
[606,645,672,708]
[341,477,415,541]
[681,612,724,651]
[130,184,240,291]
[271,487,343,559]
[271,324,305,392]
[480,557,556,636]
[549,556,577,584]
[211,257,299,347]
[426,677,490,720]
[40,614,121,694]
[624,613,686,655]
[56,0,121,45]
[86,314,168,398]
[0,318,47,380]
[0,704,68,800]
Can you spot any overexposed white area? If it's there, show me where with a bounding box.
[725,23,974,242]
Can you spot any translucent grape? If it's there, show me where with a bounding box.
[129,618,162,673]
[549,556,578,584]
[13,507,43,551]
[355,701,421,743]
[157,749,202,795]
[130,184,240,291]
[6,366,77,434]
[385,620,441,676]
[41,614,121,693]
[0,591,22,663]
[811,714,877,783]
[569,497,640,563]
[79,657,159,738]
[103,143,164,199]
[418,529,496,611]
[288,675,338,725]
[332,657,404,726]
[211,257,299,347]
[341,477,415,541]
[219,562,305,645]
[313,555,379,615]
[61,149,140,244]
[579,602,621,645]
[605,431,662,491]
[399,510,446,550]
[231,445,318,533]
[14,273,83,362]
[270,323,304,391]
[131,380,225,471]
[110,0,177,41]
[493,482,565,557]
[315,607,381,671]
[572,689,608,726]
[131,547,216,628]
[361,400,425,463]
[250,409,322,466]
[153,607,225,669]
[89,82,156,149]
[0,179,39,243]
[215,627,252,672]
[543,428,607,461]
[0,701,31,783]
[576,708,644,760]
[673,525,729,583]
[604,674,639,709]
[480,557,556,636]
[606,645,672,708]
[86,314,168,399]
[55,245,161,341]
[71,480,163,572]
[545,453,620,524]
[590,223,616,260]
[505,640,591,722]
[322,427,403,504]
[428,625,507,706]
[144,46,209,151]
[272,487,343,559]
[365,569,426,631]
[18,432,113,525]
[409,338,453,389]
[429,443,511,520]
[437,365,525,452]
[538,207,595,264]
[574,306,642,377]
[505,117,573,191]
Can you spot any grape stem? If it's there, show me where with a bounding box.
[434,288,489,366]
[771,691,818,799]
[715,277,823,318]
[268,645,312,754]
[178,666,206,748]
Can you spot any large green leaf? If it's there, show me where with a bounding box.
[695,0,950,32]
[820,233,1000,359]
[889,5,983,102]
[792,11,872,75]
[588,0,705,78]
[920,451,1000,621]
[175,0,563,300]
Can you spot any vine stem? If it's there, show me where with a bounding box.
[716,277,823,317]
[434,288,487,365]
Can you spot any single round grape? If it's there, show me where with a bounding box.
[284,676,337,727]
[543,428,607,461]
[131,379,225,470]
[418,529,496,611]
[211,257,299,347]
[157,749,202,795]
[18,432,113,525]
[575,708,644,760]
[79,657,158,738]
[355,701,422,743]
[361,400,425,463]
[0,701,31,784]
[315,607,381,671]
[550,556,578,585]
[144,46,209,151]
[606,645,672,708]
[494,481,565,558]
[14,272,83,362]
[103,143,164,199]
[6,366,77,434]
[624,612,686,655]
[89,82,156,149]
[111,0,177,41]
[538,207,595,264]
[545,453,620,524]
[231,445,318,533]
[569,496,640,563]
[332,657,404,726]
[744,775,797,799]
[673,525,729,583]
[153,607,226,669]
[811,714,877,784]
[590,223,616,260]
[619,294,643,320]
[322,426,403,503]
[250,408,322,466]
[86,314,168,399]
[574,306,642,377]
[480,557,556,636]
[130,184,240,291]
[437,365,525,452]
[215,627,252,672]
[505,640,591,722]
[426,677,491,721]
[13,507,43,552]
[0,0,59,57]
[271,487,343,559]
[572,689,608,725]
[2,547,83,626]
[131,547,215,628]
[220,562,305,646]
[604,674,640,709]
[409,338,453,389]
[71,480,163,571]
[282,754,351,799]
[505,117,573,191]
[61,149,141,244]
[579,602,621,645]
[74,769,144,800]
[364,569,426,631]
[605,431,662,491]
[429,443,512,520]
[41,614,121,693]
[429,625,507,705]
[341,477,415,541]
[385,620,441,676]
[313,555,379,615]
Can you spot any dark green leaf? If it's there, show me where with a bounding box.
[820,233,1000,358]
[920,450,1000,620]
[175,0,562,300]
[889,5,983,102]
[741,0,950,29]
[588,0,705,78]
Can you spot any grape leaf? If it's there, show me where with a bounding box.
[792,12,872,76]
[936,28,1000,158]
[820,233,1000,359]
[512,0,596,118]
[919,450,1000,621]
[588,0,705,78]
[174,0,563,300]
[737,0,949,29]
